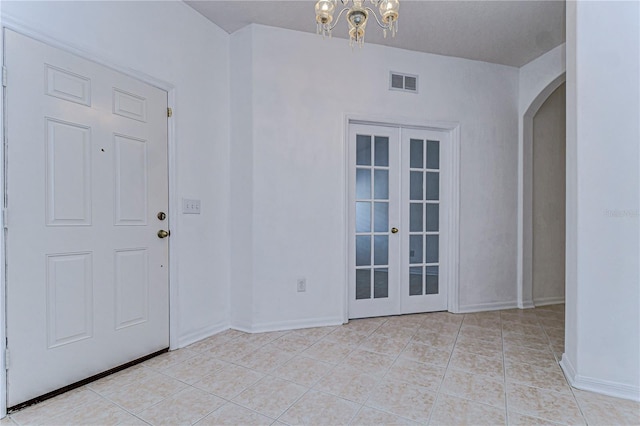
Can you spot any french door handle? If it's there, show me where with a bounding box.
[391,227,399,234]
[157,229,170,238]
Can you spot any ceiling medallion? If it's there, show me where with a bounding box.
[315,0,399,47]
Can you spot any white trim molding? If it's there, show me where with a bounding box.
[561,354,640,402]
[457,300,519,314]
[177,321,229,348]
[233,316,345,334]
[533,296,565,307]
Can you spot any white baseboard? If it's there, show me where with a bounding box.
[233,316,345,334]
[534,296,565,306]
[561,353,640,402]
[176,321,229,348]
[519,299,535,309]
[456,300,519,314]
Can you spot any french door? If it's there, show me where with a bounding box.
[348,123,449,318]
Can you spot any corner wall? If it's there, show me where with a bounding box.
[562,0,640,401]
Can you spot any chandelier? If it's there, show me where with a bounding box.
[315,0,400,47]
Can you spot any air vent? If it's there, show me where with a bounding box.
[389,72,418,93]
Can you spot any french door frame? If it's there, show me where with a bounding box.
[343,116,460,321]
[0,19,179,416]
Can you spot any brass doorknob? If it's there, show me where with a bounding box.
[157,230,170,238]
[391,227,399,234]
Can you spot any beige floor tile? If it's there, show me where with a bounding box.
[411,330,456,349]
[289,326,336,342]
[324,328,369,345]
[366,379,436,423]
[359,334,410,357]
[450,349,504,379]
[508,411,565,425]
[233,376,307,419]
[186,332,239,353]
[543,327,565,340]
[503,346,558,369]
[419,320,462,335]
[233,330,289,347]
[373,324,417,340]
[399,341,452,367]
[459,324,502,341]
[137,387,225,425]
[196,402,273,426]
[204,338,259,362]
[501,312,541,326]
[503,337,552,353]
[236,342,296,373]
[505,361,571,395]
[48,398,138,426]
[423,312,464,325]
[341,348,396,377]
[350,406,420,425]
[440,369,505,408]
[193,364,264,399]
[385,357,445,391]
[341,317,386,335]
[454,335,503,358]
[87,365,157,396]
[314,365,380,404]
[507,382,585,425]
[143,349,198,371]
[162,354,229,384]
[10,387,103,425]
[105,372,188,414]
[302,338,356,364]
[270,333,318,353]
[272,355,333,387]
[573,389,640,426]
[0,417,16,426]
[430,394,506,426]
[462,315,502,329]
[279,390,359,425]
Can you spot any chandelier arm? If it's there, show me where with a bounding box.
[328,7,351,30]
[364,6,393,29]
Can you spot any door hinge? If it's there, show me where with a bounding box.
[5,348,10,370]
[2,66,7,87]
[167,107,173,118]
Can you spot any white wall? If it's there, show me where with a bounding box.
[532,84,566,305]
[229,24,519,331]
[1,1,232,347]
[562,0,640,401]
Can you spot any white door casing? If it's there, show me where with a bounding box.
[348,121,454,318]
[4,30,169,407]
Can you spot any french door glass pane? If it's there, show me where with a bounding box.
[374,170,389,199]
[356,235,371,266]
[409,235,423,263]
[426,140,439,169]
[356,135,372,166]
[356,169,371,199]
[374,268,389,298]
[374,136,389,166]
[410,139,423,168]
[374,202,388,232]
[409,266,422,295]
[356,202,371,232]
[426,235,439,263]
[374,236,388,265]
[426,266,439,294]
[356,269,371,299]
[426,172,439,200]
[425,203,439,232]
[410,203,423,232]
[410,171,423,200]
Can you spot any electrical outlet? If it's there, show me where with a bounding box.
[297,278,306,292]
[182,198,201,214]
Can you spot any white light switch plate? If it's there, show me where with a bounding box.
[182,198,201,214]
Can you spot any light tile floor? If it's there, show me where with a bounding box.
[5,304,640,425]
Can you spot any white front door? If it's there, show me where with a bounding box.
[348,123,449,319]
[4,30,170,407]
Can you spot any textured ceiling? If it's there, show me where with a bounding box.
[184,0,565,67]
